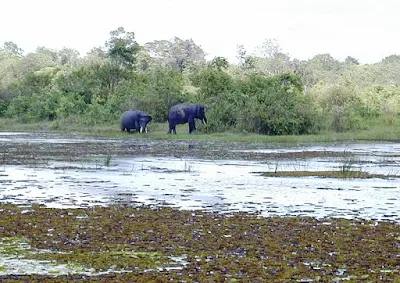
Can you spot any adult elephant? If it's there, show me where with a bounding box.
[168,103,207,134]
[120,110,152,133]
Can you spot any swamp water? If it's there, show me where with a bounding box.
[1,132,399,221]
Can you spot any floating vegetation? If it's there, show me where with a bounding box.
[0,204,398,281]
[257,170,392,179]
[0,236,96,276]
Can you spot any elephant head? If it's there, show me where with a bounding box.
[196,106,208,125]
[139,114,152,133]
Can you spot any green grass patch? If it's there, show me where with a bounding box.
[0,235,176,275]
[1,116,400,143]
[30,249,172,272]
[0,236,32,257]
[258,170,391,179]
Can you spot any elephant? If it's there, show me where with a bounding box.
[168,103,207,134]
[120,110,152,133]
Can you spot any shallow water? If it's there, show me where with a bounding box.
[1,132,399,222]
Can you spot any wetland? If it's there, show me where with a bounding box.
[0,131,399,281]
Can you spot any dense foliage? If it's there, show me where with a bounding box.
[1,28,400,134]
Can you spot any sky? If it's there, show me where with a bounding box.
[1,0,400,64]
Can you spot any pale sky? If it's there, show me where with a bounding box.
[1,0,399,64]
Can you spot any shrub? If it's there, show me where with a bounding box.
[236,73,317,135]
[56,94,87,119]
[311,84,368,132]
[0,99,10,117]
[81,102,114,126]
[5,95,32,121]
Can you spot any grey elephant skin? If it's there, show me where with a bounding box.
[120,110,152,133]
[168,103,207,134]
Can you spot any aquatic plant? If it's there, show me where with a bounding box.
[340,151,358,174]
[104,154,112,167]
[0,204,398,281]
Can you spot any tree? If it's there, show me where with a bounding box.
[236,44,256,70]
[102,27,141,94]
[106,28,139,68]
[58,48,80,66]
[2,41,23,57]
[308,54,343,72]
[381,55,400,64]
[105,27,141,69]
[210,56,229,70]
[292,59,317,88]
[0,46,22,91]
[255,52,293,76]
[256,38,282,58]
[144,37,206,72]
[13,47,59,77]
[344,56,359,65]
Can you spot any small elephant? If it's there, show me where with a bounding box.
[168,103,207,134]
[121,110,152,133]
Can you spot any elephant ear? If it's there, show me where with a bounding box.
[196,106,202,117]
[140,114,152,122]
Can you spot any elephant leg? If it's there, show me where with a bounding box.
[127,129,131,134]
[168,124,176,134]
[188,121,196,134]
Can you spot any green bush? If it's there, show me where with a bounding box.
[114,69,186,122]
[0,98,10,117]
[56,94,87,119]
[315,85,367,132]
[81,102,114,126]
[202,97,238,133]
[359,85,400,117]
[190,67,235,100]
[5,95,32,121]
[236,73,316,135]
